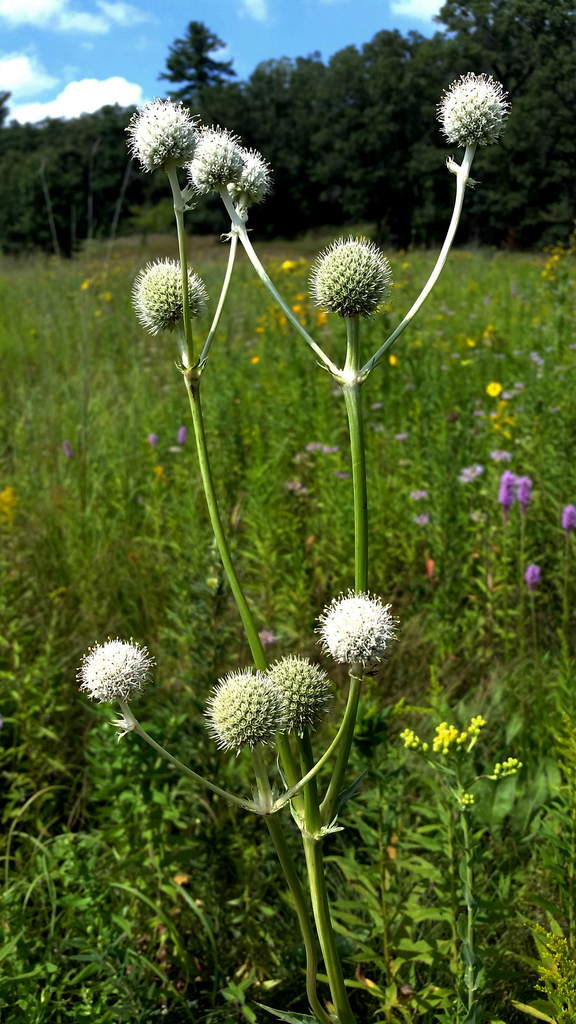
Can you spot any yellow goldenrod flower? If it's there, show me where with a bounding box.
[281,260,299,272]
[316,310,328,326]
[486,382,502,397]
[389,353,399,366]
[153,465,166,479]
[80,278,91,291]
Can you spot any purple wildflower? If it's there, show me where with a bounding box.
[562,504,576,533]
[321,445,339,454]
[334,471,350,479]
[413,514,430,526]
[148,433,158,447]
[395,433,409,442]
[473,409,486,417]
[530,352,544,367]
[305,442,322,452]
[490,450,512,462]
[370,402,383,410]
[259,629,279,646]
[62,440,73,458]
[516,476,532,513]
[459,465,484,484]
[525,563,541,591]
[178,426,187,445]
[484,295,491,306]
[286,480,309,495]
[410,490,428,501]
[498,470,516,518]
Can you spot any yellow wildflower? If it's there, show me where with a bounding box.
[389,353,399,366]
[251,356,260,364]
[281,260,298,272]
[486,382,502,397]
[0,486,17,524]
[316,310,328,326]
[153,465,166,479]
[80,278,91,291]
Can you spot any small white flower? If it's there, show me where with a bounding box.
[132,259,209,335]
[437,73,510,147]
[206,669,287,753]
[266,656,331,736]
[187,126,244,194]
[228,148,272,207]
[310,237,392,319]
[126,99,199,172]
[78,639,153,703]
[317,591,397,670]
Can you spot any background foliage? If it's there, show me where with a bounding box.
[1,230,576,1020]
[1,0,575,254]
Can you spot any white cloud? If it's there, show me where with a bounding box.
[10,75,143,122]
[0,0,149,33]
[390,0,441,18]
[239,0,267,21]
[97,1,149,26]
[0,52,58,97]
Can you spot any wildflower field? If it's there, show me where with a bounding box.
[1,234,576,1023]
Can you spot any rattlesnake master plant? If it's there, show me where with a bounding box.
[126,98,198,171]
[132,258,209,334]
[78,71,512,1024]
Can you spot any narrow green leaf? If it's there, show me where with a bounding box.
[511,1001,555,1023]
[256,1005,322,1024]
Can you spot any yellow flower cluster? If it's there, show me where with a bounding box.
[461,793,475,807]
[0,486,17,524]
[400,728,429,753]
[491,757,522,779]
[433,716,486,755]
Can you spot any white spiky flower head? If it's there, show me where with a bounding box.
[78,638,154,703]
[132,259,209,335]
[206,670,287,754]
[317,591,397,671]
[310,237,392,319]
[228,148,272,208]
[126,99,199,172]
[266,656,331,737]
[437,73,510,147]
[187,126,244,194]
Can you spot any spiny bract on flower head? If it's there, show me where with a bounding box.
[437,73,510,147]
[266,656,331,737]
[132,259,209,335]
[206,669,287,754]
[126,99,199,172]
[78,638,153,703]
[317,591,397,670]
[228,148,272,208]
[187,126,244,194]
[309,237,392,319]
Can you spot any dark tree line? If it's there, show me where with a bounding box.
[0,0,574,255]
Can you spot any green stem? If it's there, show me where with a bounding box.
[118,702,261,813]
[184,384,267,671]
[563,531,570,638]
[200,231,238,363]
[319,674,362,827]
[297,732,357,1024]
[342,316,368,593]
[165,161,194,368]
[360,143,477,378]
[252,746,332,1024]
[519,513,526,658]
[456,767,475,1014]
[218,187,338,375]
[275,702,355,812]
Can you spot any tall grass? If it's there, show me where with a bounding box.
[1,236,576,1021]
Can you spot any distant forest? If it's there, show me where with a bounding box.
[1,0,575,255]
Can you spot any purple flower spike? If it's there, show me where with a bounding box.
[516,475,532,513]
[148,433,158,447]
[562,504,576,533]
[62,440,74,458]
[498,470,516,518]
[525,563,541,591]
[178,426,187,446]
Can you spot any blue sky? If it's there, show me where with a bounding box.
[0,0,443,124]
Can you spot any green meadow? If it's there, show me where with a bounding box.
[1,235,576,1022]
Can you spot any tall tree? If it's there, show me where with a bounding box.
[0,92,11,128]
[159,21,236,104]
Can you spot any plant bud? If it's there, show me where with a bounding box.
[132,259,209,335]
[266,656,331,736]
[310,237,392,319]
[206,670,287,753]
